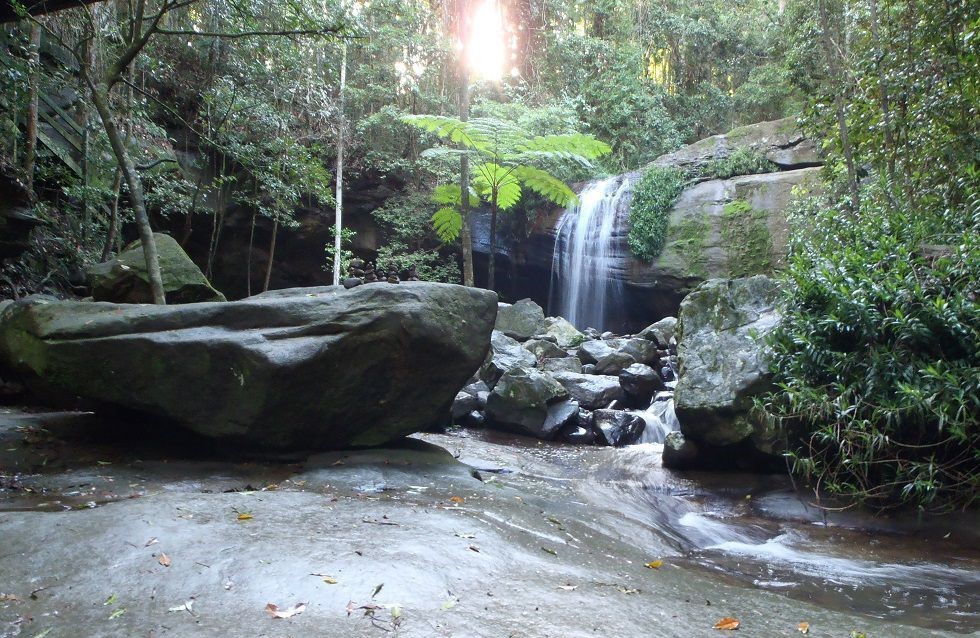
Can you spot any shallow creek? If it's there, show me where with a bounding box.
[1,407,977,637]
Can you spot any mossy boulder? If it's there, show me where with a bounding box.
[0,282,497,451]
[87,233,226,304]
[485,366,571,438]
[673,276,785,465]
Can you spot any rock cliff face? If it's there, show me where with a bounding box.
[470,118,821,332]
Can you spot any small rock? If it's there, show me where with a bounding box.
[343,277,363,289]
[495,299,546,341]
[523,338,569,360]
[637,317,677,348]
[541,357,583,374]
[592,409,646,447]
[619,363,665,404]
[594,350,636,375]
[542,317,586,348]
[452,391,481,420]
[662,431,700,469]
[550,372,625,409]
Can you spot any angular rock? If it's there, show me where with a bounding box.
[592,409,645,447]
[576,340,614,365]
[523,338,569,361]
[543,399,580,436]
[674,276,782,450]
[638,317,677,349]
[480,330,537,388]
[495,298,545,341]
[661,431,700,469]
[452,392,481,421]
[87,233,226,304]
[0,282,495,450]
[543,316,586,349]
[593,350,636,375]
[618,363,664,404]
[550,372,624,409]
[485,367,568,438]
[618,338,659,366]
[541,357,583,374]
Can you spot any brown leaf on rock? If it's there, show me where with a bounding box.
[798,622,810,634]
[645,560,663,569]
[158,554,171,567]
[265,602,307,619]
[713,617,740,630]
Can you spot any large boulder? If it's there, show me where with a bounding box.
[494,298,545,341]
[618,363,664,405]
[484,367,570,438]
[0,282,496,450]
[542,316,586,348]
[87,233,226,304]
[673,276,784,460]
[480,330,537,388]
[550,371,625,409]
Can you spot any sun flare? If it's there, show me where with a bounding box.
[466,0,506,81]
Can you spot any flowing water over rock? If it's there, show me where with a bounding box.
[1,408,976,636]
[549,175,636,331]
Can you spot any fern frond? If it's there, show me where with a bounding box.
[512,166,578,207]
[401,115,489,150]
[432,206,463,243]
[473,162,522,211]
[517,133,612,159]
[432,183,480,207]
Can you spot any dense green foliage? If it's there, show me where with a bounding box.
[762,0,979,510]
[626,166,686,261]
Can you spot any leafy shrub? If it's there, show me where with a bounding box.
[761,190,980,511]
[699,147,776,180]
[627,166,686,261]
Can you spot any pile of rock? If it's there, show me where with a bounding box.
[344,259,421,289]
[451,298,679,447]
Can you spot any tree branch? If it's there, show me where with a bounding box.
[154,27,346,39]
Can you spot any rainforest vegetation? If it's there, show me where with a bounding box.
[1,0,977,510]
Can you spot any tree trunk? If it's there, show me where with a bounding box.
[247,212,257,296]
[90,83,166,304]
[488,196,498,291]
[101,167,123,261]
[818,0,861,213]
[263,219,278,293]
[457,0,474,287]
[868,0,897,193]
[332,42,347,285]
[23,22,41,191]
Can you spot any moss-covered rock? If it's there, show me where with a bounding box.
[87,233,226,304]
[0,282,497,451]
[673,276,786,465]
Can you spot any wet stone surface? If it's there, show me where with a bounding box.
[1,407,978,637]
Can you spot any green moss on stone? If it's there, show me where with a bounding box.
[666,218,710,278]
[721,199,773,277]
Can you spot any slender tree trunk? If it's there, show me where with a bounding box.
[23,22,41,191]
[818,0,861,213]
[458,70,474,287]
[90,83,166,304]
[868,0,896,194]
[456,0,474,286]
[332,42,347,285]
[101,167,123,261]
[263,219,278,293]
[488,196,498,291]
[247,212,256,296]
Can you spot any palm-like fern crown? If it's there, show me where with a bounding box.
[402,114,612,242]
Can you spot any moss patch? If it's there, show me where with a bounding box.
[721,199,773,277]
[665,218,710,278]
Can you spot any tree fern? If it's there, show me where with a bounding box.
[432,206,463,242]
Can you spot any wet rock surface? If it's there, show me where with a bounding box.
[0,282,496,450]
[0,408,976,638]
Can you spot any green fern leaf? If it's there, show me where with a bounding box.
[432,206,463,243]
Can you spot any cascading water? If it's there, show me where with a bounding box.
[548,176,634,332]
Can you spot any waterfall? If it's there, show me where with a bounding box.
[548,176,633,331]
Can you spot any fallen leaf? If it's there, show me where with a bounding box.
[265,602,307,619]
[103,594,117,606]
[97,461,112,466]
[645,560,664,569]
[616,586,639,595]
[468,545,480,553]
[798,621,810,634]
[323,577,338,585]
[450,496,464,504]
[237,513,253,521]
[168,600,195,613]
[713,617,740,630]
[144,538,159,547]
[0,594,21,602]
[557,585,578,591]
[441,598,458,610]
[371,583,384,598]
[108,608,126,620]
[345,601,356,616]
[541,547,558,556]
[850,633,867,638]
[158,554,171,567]
[32,629,52,638]
[454,532,476,539]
